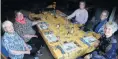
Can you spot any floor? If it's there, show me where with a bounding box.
[39,45,54,59]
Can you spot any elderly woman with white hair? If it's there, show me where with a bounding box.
[82,21,118,59]
[2,20,39,59]
[77,21,118,59]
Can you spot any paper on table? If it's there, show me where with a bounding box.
[44,32,58,42]
[37,22,48,30]
[80,36,97,47]
[61,42,77,53]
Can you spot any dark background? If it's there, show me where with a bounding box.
[1,0,118,35]
[1,0,118,21]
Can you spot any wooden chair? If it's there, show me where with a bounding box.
[1,53,7,59]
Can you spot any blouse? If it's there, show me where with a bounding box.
[2,32,26,59]
[67,9,88,24]
[14,17,36,42]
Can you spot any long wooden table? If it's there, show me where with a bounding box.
[29,10,101,59]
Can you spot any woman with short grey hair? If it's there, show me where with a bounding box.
[2,20,39,59]
[90,21,118,59]
[80,21,118,59]
[105,21,118,35]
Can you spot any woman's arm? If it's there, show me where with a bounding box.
[23,34,38,38]
[3,41,30,55]
[67,9,78,20]
[32,20,40,26]
[3,36,30,56]
[10,50,30,55]
[24,43,30,51]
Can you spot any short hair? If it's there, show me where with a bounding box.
[102,10,109,18]
[16,11,23,15]
[2,20,13,31]
[15,11,23,17]
[80,0,86,5]
[105,21,118,33]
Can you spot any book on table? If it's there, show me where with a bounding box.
[44,32,58,42]
[56,42,77,54]
[80,36,97,46]
[37,22,49,30]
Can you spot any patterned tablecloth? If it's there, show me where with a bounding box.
[29,10,101,59]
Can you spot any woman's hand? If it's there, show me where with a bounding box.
[24,44,30,51]
[25,50,30,54]
[24,43,31,54]
[93,40,100,48]
[84,54,91,59]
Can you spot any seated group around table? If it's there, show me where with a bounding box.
[1,1,118,59]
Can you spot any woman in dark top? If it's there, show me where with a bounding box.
[77,22,118,59]
[94,10,109,35]
[83,21,118,59]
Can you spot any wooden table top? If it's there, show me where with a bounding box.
[29,10,101,59]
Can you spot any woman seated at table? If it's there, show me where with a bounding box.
[2,20,39,59]
[83,21,118,59]
[14,11,44,55]
[67,1,88,25]
[94,10,109,35]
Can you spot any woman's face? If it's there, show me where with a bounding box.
[104,26,113,38]
[100,12,107,20]
[79,2,85,9]
[5,24,14,33]
[16,13,24,20]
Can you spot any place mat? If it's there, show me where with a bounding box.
[44,31,58,42]
[80,36,97,47]
[37,22,49,30]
